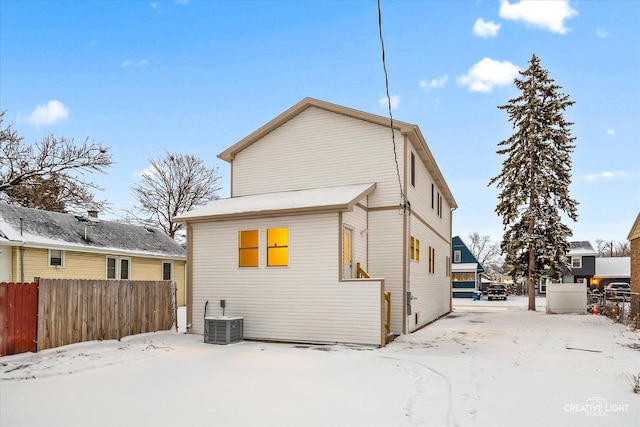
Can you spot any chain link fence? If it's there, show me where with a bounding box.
[588,290,639,330]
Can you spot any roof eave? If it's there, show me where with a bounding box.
[218,97,415,163]
[404,127,457,209]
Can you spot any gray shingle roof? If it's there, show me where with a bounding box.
[0,203,185,259]
[568,240,597,256]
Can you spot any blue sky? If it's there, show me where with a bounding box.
[1,0,638,245]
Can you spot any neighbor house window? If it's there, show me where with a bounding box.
[410,237,420,261]
[162,261,173,280]
[454,250,461,263]
[106,256,131,279]
[107,257,117,279]
[571,257,582,269]
[267,228,288,267]
[410,152,416,187]
[239,230,259,267]
[452,272,475,281]
[49,249,64,267]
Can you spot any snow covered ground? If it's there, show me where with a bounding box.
[1,296,638,427]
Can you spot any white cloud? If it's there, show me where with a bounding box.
[473,18,501,38]
[26,100,69,126]
[122,59,149,68]
[419,75,448,90]
[378,95,400,111]
[150,2,160,10]
[606,129,615,136]
[499,0,578,34]
[585,171,629,181]
[456,58,520,93]
[596,28,608,38]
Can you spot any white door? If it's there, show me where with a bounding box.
[343,226,353,279]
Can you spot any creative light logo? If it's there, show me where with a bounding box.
[564,397,630,416]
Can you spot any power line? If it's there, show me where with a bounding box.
[377,0,407,209]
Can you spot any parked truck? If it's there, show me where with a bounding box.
[487,284,508,301]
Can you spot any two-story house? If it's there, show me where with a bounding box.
[562,241,597,286]
[174,98,457,346]
[451,236,485,298]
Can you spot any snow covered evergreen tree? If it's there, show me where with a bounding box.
[489,54,578,311]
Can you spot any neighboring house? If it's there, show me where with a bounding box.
[628,212,640,319]
[0,204,187,306]
[451,235,484,298]
[561,241,597,286]
[174,97,457,346]
[592,257,630,291]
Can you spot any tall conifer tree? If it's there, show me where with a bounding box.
[489,54,578,310]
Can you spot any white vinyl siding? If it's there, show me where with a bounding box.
[368,210,405,334]
[231,107,402,207]
[190,213,383,346]
[193,103,454,340]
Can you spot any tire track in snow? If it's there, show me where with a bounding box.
[377,354,459,427]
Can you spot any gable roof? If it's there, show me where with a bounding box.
[628,212,640,241]
[0,203,186,259]
[173,183,376,223]
[567,241,597,256]
[217,97,457,209]
[452,235,484,272]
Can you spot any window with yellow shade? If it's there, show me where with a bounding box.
[267,228,288,267]
[410,236,420,261]
[239,230,259,267]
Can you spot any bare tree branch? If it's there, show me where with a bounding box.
[126,151,222,240]
[0,111,113,212]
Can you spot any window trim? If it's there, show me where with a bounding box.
[267,227,289,267]
[107,256,117,279]
[431,183,434,209]
[454,250,461,263]
[410,236,420,261]
[119,257,131,280]
[162,261,173,281]
[238,229,259,268]
[106,256,132,280]
[571,256,582,269]
[49,249,64,267]
[410,152,416,187]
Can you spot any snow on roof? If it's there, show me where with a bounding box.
[0,203,186,259]
[567,241,597,256]
[174,183,377,222]
[595,257,630,278]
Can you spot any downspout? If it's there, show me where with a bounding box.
[405,201,412,334]
[186,222,193,332]
[449,206,456,314]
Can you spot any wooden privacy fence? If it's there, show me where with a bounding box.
[0,282,39,356]
[0,279,176,356]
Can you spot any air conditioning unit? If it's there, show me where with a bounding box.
[204,316,244,344]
